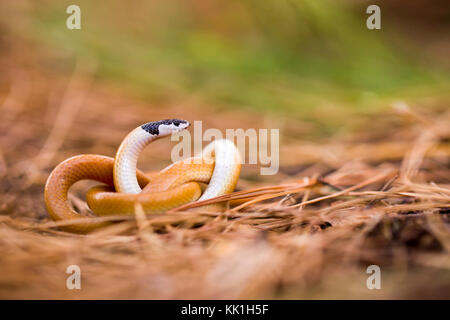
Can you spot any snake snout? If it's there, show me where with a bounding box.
[173,119,190,131]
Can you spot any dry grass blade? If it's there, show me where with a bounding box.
[170,177,317,212]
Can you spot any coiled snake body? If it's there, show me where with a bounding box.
[44,119,241,233]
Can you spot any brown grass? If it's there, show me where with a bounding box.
[0,51,449,299]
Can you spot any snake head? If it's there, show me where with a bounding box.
[141,119,190,136]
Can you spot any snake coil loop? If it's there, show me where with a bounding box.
[44,119,241,233]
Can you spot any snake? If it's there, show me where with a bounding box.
[44,119,241,233]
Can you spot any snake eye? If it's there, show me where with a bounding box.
[172,119,190,129]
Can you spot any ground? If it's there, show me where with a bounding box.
[0,45,449,299]
[0,1,449,299]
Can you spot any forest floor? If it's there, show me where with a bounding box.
[0,41,449,299]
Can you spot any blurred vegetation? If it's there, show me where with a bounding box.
[24,0,450,131]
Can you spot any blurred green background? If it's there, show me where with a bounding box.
[4,0,450,133]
